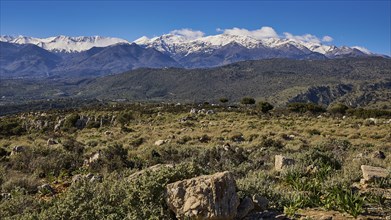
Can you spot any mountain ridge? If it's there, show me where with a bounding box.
[1,34,388,78]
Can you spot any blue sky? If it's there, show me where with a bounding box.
[1,0,390,55]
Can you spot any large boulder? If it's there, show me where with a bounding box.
[166,171,240,220]
[361,165,389,181]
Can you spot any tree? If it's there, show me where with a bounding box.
[327,103,349,115]
[219,98,229,104]
[258,101,274,113]
[240,97,256,105]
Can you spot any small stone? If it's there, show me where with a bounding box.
[0,193,11,200]
[47,138,57,146]
[10,146,25,156]
[373,150,386,159]
[252,195,268,211]
[85,173,94,179]
[275,155,295,171]
[72,174,83,184]
[275,214,288,220]
[90,174,103,183]
[38,184,55,195]
[154,139,167,146]
[320,215,333,220]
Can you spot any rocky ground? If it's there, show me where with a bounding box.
[0,103,390,219]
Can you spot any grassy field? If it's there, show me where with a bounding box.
[0,103,390,219]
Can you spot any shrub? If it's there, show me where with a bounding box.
[328,103,349,115]
[258,101,274,113]
[347,108,391,118]
[259,138,284,149]
[240,97,256,105]
[37,163,204,219]
[117,111,134,126]
[2,175,40,194]
[321,185,365,218]
[219,98,229,103]
[62,113,80,131]
[0,119,26,137]
[287,102,326,114]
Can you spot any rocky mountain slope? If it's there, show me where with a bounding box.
[1,58,390,109]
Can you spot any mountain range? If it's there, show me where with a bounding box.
[1,34,387,78]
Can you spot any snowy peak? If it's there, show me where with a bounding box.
[0,35,130,52]
[134,32,374,58]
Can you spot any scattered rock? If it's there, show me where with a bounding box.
[38,184,55,195]
[85,173,94,179]
[84,150,102,167]
[0,193,11,200]
[154,139,167,146]
[166,171,239,220]
[275,213,288,220]
[252,194,268,211]
[361,165,389,181]
[129,164,174,180]
[319,215,333,220]
[364,118,377,125]
[206,110,215,115]
[199,135,211,143]
[222,143,231,151]
[90,174,103,183]
[10,146,25,156]
[236,196,254,219]
[47,138,57,146]
[275,155,295,171]
[306,164,319,174]
[190,108,197,114]
[372,150,386,159]
[72,174,83,184]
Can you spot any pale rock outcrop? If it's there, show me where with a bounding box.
[361,165,389,182]
[166,171,240,220]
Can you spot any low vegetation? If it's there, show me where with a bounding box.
[0,102,390,219]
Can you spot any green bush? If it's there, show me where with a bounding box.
[219,98,229,103]
[240,97,256,105]
[347,108,391,118]
[0,119,26,137]
[287,102,326,114]
[117,111,134,126]
[321,185,365,218]
[258,101,274,113]
[36,163,203,220]
[328,103,349,115]
[62,113,80,131]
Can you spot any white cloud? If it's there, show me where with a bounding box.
[283,32,334,44]
[322,35,333,42]
[283,32,321,44]
[166,26,335,45]
[218,26,279,39]
[169,28,204,40]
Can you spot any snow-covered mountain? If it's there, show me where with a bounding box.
[1,34,386,77]
[0,35,130,53]
[134,33,374,59]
